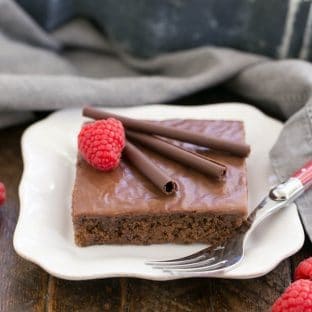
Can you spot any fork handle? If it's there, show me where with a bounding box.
[249,160,312,232]
[269,160,312,203]
[292,160,312,189]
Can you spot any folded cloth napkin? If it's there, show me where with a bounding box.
[0,0,311,240]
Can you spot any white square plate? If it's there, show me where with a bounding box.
[14,104,304,280]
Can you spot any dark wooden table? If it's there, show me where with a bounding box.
[1,118,311,311]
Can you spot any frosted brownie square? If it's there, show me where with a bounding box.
[72,119,248,246]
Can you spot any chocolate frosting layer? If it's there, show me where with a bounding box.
[72,119,248,218]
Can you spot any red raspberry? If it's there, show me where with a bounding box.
[0,182,6,206]
[78,118,125,171]
[271,279,312,312]
[295,257,312,281]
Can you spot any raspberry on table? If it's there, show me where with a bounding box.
[294,257,312,281]
[78,118,125,171]
[0,182,6,206]
[271,279,312,312]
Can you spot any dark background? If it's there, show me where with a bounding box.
[16,0,312,59]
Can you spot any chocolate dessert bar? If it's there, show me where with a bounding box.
[72,119,248,246]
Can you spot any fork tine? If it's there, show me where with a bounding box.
[162,260,228,273]
[145,254,213,266]
[150,256,217,270]
[145,245,224,266]
[164,254,244,274]
[146,231,246,274]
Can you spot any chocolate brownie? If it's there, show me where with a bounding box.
[72,119,248,246]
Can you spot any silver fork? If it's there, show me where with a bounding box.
[145,160,312,275]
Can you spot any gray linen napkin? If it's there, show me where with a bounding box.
[0,0,311,240]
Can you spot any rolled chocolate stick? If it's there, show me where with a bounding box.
[83,106,250,157]
[126,130,227,179]
[124,141,178,195]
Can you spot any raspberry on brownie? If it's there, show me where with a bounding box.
[78,118,125,171]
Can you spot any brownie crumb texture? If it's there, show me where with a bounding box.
[74,213,243,246]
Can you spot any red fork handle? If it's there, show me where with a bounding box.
[292,160,312,188]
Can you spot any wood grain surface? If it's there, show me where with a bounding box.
[0,122,310,312]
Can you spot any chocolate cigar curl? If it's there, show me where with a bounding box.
[126,131,227,179]
[124,141,178,195]
[83,106,250,157]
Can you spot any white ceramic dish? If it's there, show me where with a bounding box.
[14,104,304,281]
